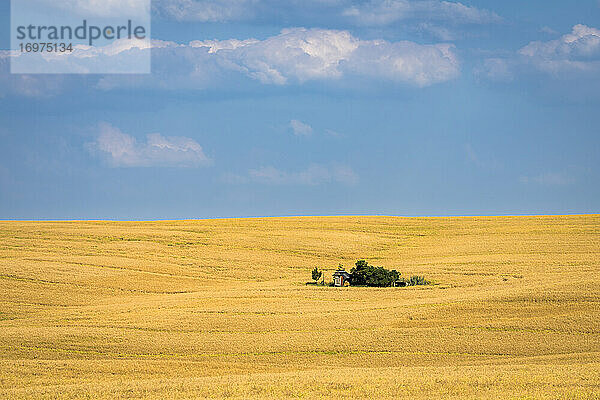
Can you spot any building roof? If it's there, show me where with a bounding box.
[333,270,351,278]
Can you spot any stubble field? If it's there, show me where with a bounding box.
[0,215,599,399]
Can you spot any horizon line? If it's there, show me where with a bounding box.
[0,213,598,223]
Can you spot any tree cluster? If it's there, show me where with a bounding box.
[349,260,400,287]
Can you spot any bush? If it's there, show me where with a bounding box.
[311,267,322,283]
[407,275,429,286]
[350,260,400,287]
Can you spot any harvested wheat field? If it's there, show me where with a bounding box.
[0,215,599,399]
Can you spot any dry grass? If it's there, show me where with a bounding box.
[0,215,599,399]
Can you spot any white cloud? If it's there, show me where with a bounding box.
[225,28,360,84]
[345,39,458,86]
[288,120,345,138]
[342,0,501,26]
[225,164,358,185]
[91,123,211,167]
[518,24,600,74]
[190,38,259,53]
[181,28,459,87]
[480,24,600,80]
[290,120,313,136]
[540,26,558,35]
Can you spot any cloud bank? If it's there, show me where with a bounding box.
[114,28,458,88]
[2,28,459,95]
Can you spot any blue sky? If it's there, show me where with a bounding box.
[0,0,599,219]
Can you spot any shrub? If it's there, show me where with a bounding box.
[350,260,400,287]
[311,267,323,283]
[407,275,430,286]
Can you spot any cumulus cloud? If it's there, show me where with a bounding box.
[518,24,600,74]
[480,24,600,81]
[290,120,313,136]
[221,28,361,84]
[344,38,458,86]
[225,164,358,185]
[155,28,459,87]
[90,123,211,167]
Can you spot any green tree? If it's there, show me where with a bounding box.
[349,260,370,286]
[349,260,400,287]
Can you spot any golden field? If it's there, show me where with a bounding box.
[0,215,599,399]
